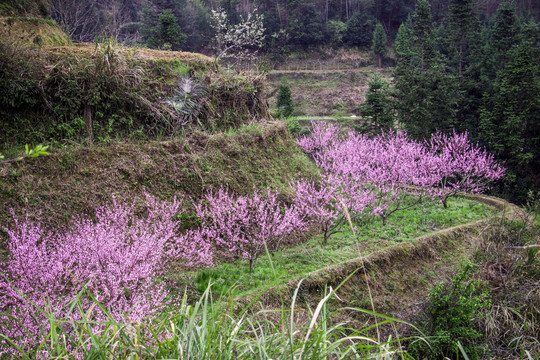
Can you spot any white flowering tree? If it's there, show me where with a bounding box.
[210,8,265,63]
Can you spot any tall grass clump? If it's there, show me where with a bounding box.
[0,274,416,359]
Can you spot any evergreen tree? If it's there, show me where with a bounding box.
[372,22,388,67]
[158,9,186,50]
[393,16,413,59]
[452,21,496,138]
[276,83,294,118]
[491,1,520,68]
[139,4,160,49]
[448,0,479,77]
[394,62,459,139]
[140,7,186,50]
[412,0,435,71]
[393,0,458,140]
[344,12,375,48]
[479,41,540,201]
[360,75,394,133]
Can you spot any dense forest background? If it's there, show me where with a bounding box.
[3,0,539,52]
[1,0,539,203]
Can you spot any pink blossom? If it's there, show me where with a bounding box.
[0,193,211,355]
[194,187,306,270]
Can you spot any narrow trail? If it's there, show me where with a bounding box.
[269,67,383,74]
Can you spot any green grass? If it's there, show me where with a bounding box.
[0,275,415,359]
[176,197,495,298]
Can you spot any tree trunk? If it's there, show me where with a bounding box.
[84,104,93,144]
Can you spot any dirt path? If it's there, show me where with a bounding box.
[269,67,384,75]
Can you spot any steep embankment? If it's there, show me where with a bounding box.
[0,17,269,147]
[241,194,537,349]
[0,17,71,46]
[0,18,317,248]
[0,122,318,234]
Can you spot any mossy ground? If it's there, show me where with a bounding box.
[0,17,71,46]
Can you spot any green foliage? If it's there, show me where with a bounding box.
[479,41,540,202]
[139,4,160,49]
[409,261,491,359]
[327,20,347,45]
[412,0,436,70]
[276,82,294,118]
[0,144,49,165]
[394,61,459,139]
[448,0,479,76]
[286,117,301,136]
[360,75,394,133]
[372,22,388,67]
[158,9,186,51]
[289,3,324,48]
[344,12,375,48]
[393,0,461,140]
[140,7,186,50]
[394,16,413,59]
[0,0,49,16]
[491,1,520,68]
[0,38,42,111]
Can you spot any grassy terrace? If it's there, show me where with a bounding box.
[172,196,496,298]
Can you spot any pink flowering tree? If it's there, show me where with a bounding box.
[0,193,211,355]
[292,175,376,244]
[308,128,441,225]
[296,120,342,155]
[194,187,305,270]
[427,131,506,208]
[291,179,340,244]
[358,131,443,225]
[299,122,505,226]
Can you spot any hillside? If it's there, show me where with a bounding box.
[0,15,538,360]
[0,17,269,149]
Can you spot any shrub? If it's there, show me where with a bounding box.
[409,261,491,359]
[276,82,294,118]
[286,116,301,135]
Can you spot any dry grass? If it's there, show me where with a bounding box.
[46,42,214,67]
[0,121,317,235]
[0,17,71,46]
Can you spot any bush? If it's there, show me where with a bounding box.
[286,116,301,135]
[276,82,294,118]
[409,261,491,359]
